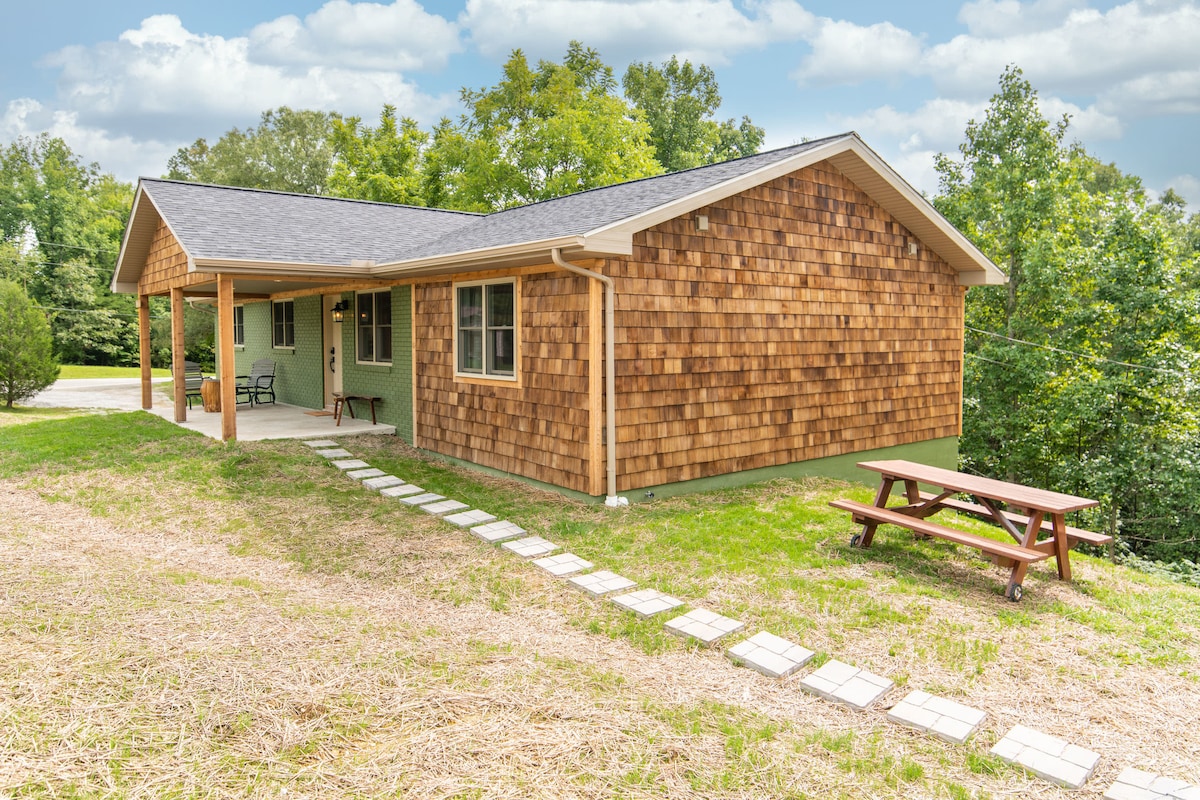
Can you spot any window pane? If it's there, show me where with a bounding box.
[358,295,374,327]
[487,283,514,327]
[377,325,392,362]
[375,292,391,326]
[488,329,514,374]
[459,329,482,372]
[458,286,482,328]
[359,322,374,361]
[284,302,294,326]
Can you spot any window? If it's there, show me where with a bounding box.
[232,305,245,347]
[272,300,294,348]
[456,279,515,378]
[356,290,392,364]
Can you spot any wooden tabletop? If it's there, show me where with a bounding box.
[858,460,1099,515]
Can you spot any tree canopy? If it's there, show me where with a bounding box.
[167,107,335,195]
[935,66,1200,565]
[623,56,764,173]
[424,42,662,211]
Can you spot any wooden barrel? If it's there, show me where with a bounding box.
[200,379,221,412]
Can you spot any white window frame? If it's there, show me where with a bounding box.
[453,277,518,381]
[271,300,294,349]
[355,289,393,366]
[232,305,245,348]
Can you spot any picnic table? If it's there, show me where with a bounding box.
[830,460,1111,601]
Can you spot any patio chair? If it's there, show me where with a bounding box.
[235,359,276,406]
[183,360,205,409]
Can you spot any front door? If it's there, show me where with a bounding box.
[323,295,344,407]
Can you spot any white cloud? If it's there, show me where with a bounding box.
[248,0,461,72]
[2,99,177,182]
[1098,68,1200,115]
[40,14,453,142]
[789,19,924,87]
[460,0,815,65]
[925,2,1200,98]
[957,0,1083,37]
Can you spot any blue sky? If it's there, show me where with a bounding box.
[3,0,1198,205]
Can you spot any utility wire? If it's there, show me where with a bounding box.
[966,325,1192,378]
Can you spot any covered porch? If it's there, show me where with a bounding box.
[145,397,396,442]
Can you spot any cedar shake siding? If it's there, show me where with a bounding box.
[414,273,595,494]
[138,219,192,296]
[610,162,963,491]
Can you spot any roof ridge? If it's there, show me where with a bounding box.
[138,177,485,217]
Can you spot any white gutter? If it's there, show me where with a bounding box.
[551,248,624,506]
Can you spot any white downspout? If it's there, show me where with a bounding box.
[551,248,625,506]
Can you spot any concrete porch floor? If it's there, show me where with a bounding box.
[27,378,396,442]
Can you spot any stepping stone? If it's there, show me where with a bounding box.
[1104,767,1200,800]
[800,660,893,710]
[727,631,814,679]
[363,475,404,491]
[302,440,339,448]
[990,724,1100,790]
[444,509,498,528]
[609,589,684,619]
[887,690,986,745]
[346,468,386,480]
[665,608,744,645]
[569,570,636,596]
[380,484,425,498]
[399,492,445,506]
[502,536,560,558]
[422,499,469,516]
[470,520,527,543]
[533,552,593,576]
[316,448,353,459]
[331,459,370,470]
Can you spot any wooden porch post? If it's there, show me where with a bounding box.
[588,278,604,496]
[217,274,237,441]
[138,294,152,409]
[170,287,186,422]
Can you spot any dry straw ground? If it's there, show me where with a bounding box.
[2,423,1199,799]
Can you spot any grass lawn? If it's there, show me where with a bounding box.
[1,412,1198,798]
[57,364,172,379]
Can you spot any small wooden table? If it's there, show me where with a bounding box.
[332,393,382,426]
[831,460,1109,601]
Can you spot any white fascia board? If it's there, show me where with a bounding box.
[111,182,147,293]
[371,235,599,276]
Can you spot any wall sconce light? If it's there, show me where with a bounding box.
[331,300,348,323]
[695,214,709,232]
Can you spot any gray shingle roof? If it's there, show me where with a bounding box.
[141,180,481,266]
[140,134,849,268]
[388,134,848,262]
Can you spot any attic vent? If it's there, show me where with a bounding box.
[350,259,376,268]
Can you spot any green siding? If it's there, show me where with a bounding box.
[231,297,324,410]
[339,287,414,443]
[424,436,959,504]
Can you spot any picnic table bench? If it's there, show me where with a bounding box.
[830,460,1111,601]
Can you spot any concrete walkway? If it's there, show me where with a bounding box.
[25,378,394,441]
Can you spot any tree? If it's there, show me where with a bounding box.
[623,56,764,172]
[0,135,137,366]
[936,66,1200,562]
[329,105,429,205]
[425,42,662,211]
[167,107,335,194]
[0,279,59,408]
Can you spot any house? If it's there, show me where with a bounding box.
[112,132,1005,503]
